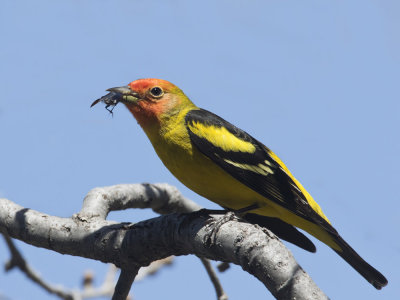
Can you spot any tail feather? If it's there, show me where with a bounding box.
[243,213,316,253]
[333,234,388,289]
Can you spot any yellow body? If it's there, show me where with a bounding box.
[140,103,340,251]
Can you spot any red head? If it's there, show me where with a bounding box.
[119,79,195,129]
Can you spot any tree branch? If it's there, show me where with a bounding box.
[135,256,174,281]
[1,230,73,300]
[2,230,136,299]
[0,183,328,299]
[112,269,137,300]
[77,183,201,221]
[199,258,228,300]
[78,264,124,299]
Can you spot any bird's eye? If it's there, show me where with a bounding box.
[149,87,164,98]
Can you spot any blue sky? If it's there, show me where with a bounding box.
[0,1,399,299]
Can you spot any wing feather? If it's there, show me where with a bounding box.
[185,109,336,234]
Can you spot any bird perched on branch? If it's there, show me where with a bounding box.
[91,78,387,289]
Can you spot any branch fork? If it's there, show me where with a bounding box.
[0,183,328,300]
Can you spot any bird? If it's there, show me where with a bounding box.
[91,78,387,289]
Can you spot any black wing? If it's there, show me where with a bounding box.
[185,109,336,234]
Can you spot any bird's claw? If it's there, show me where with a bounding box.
[203,211,238,247]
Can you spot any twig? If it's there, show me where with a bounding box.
[135,256,174,281]
[78,264,120,299]
[112,269,138,300]
[217,262,230,273]
[199,258,228,300]
[2,228,135,300]
[1,231,74,300]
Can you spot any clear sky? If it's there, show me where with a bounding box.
[0,1,399,299]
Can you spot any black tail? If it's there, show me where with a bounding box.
[243,213,316,253]
[333,234,388,289]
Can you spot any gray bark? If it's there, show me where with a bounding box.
[0,183,328,300]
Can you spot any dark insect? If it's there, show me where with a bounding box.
[90,92,121,115]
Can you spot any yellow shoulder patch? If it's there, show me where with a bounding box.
[187,122,256,153]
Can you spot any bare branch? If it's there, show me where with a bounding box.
[199,258,228,300]
[1,230,73,300]
[77,183,201,221]
[135,256,174,281]
[217,262,230,272]
[112,269,138,300]
[78,183,227,296]
[0,183,328,299]
[1,230,132,300]
[78,265,120,299]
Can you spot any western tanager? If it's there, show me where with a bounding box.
[91,78,387,289]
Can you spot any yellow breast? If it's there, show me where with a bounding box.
[144,109,271,212]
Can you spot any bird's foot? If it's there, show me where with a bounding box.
[192,204,260,246]
[193,208,229,217]
[203,211,239,247]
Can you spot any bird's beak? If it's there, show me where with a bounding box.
[91,85,141,109]
[106,86,141,104]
